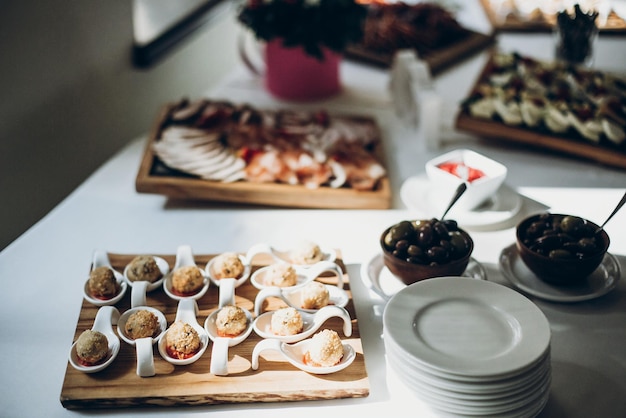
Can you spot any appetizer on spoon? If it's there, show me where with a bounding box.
[163,245,209,301]
[83,250,127,306]
[68,306,120,373]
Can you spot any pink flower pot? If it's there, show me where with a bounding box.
[264,39,341,101]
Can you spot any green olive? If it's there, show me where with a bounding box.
[560,216,584,234]
[549,249,575,259]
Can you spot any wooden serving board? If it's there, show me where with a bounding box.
[344,29,495,75]
[60,252,369,409]
[135,103,392,209]
[455,53,626,170]
[480,0,626,34]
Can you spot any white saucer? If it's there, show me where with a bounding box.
[360,253,487,301]
[499,244,621,303]
[400,174,522,228]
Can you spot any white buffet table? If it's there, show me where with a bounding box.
[2,2,626,417]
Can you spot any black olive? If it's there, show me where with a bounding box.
[427,246,448,263]
[441,219,458,231]
[432,221,450,240]
[449,231,470,255]
[407,245,424,258]
[534,235,563,252]
[417,224,434,247]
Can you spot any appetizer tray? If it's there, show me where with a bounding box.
[60,251,369,409]
[345,28,495,75]
[480,0,626,34]
[135,100,391,209]
[455,53,626,169]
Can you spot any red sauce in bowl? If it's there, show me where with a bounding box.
[437,162,486,183]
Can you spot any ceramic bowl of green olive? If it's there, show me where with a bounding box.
[516,213,610,285]
[380,218,474,286]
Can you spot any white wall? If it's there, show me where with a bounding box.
[0,1,240,249]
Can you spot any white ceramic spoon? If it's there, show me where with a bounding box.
[83,250,127,307]
[251,338,356,375]
[68,306,121,373]
[253,305,352,343]
[254,283,349,316]
[158,299,209,366]
[203,278,254,376]
[245,242,336,266]
[163,245,209,301]
[205,253,251,288]
[250,260,344,291]
[117,306,167,377]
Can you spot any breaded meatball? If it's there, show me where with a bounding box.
[271,307,304,336]
[305,329,344,367]
[75,329,108,365]
[126,255,162,283]
[124,309,159,339]
[301,281,330,309]
[171,265,204,295]
[165,320,201,359]
[215,305,248,337]
[290,241,324,264]
[211,252,245,279]
[265,263,297,287]
[88,266,117,298]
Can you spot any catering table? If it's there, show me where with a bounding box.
[2,2,626,417]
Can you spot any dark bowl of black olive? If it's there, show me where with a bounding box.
[380,218,474,286]
[516,213,610,285]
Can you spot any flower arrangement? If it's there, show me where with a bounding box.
[237,0,368,60]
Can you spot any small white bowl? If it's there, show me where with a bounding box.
[425,149,507,212]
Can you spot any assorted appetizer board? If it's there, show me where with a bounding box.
[135,99,391,209]
[344,1,495,74]
[60,250,368,409]
[456,51,626,169]
[480,0,626,33]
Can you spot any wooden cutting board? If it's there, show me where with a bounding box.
[455,53,626,170]
[60,252,369,409]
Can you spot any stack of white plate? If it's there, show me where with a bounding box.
[383,277,551,418]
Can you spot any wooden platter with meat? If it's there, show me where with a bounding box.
[135,99,391,209]
[344,1,495,74]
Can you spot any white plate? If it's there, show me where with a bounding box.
[385,337,551,388]
[383,277,551,377]
[388,352,551,414]
[400,174,522,228]
[499,243,621,303]
[385,358,551,418]
[361,252,487,301]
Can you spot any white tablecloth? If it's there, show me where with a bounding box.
[2,2,626,416]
